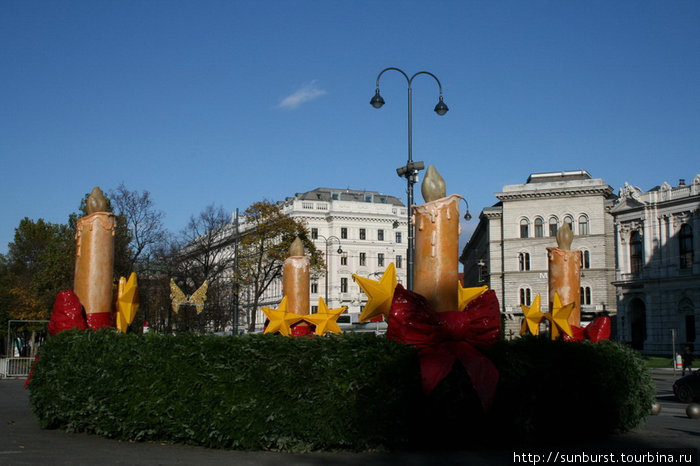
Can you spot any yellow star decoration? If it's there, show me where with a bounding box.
[549,292,574,339]
[458,283,488,311]
[305,297,347,335]
[116,272,139,333]
[520,292,574,340]
[352,262,397,322]
[520,294,544,336]
[261,297,304,336]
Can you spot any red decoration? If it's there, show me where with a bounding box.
[48,290,87,336]
[86,311,113,330]
[387,285,500,411]
[290,323,315,337]
[562,316,611,343]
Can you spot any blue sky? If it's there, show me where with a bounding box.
[1,1,698,254]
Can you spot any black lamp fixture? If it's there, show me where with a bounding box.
[434,96,449,115]
[461,198,472,221]
[370,89,385,109]
[370,67,448,291]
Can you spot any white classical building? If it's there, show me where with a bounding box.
[251,187,408,331]
[611,175,700,353]
[460,171,618,338]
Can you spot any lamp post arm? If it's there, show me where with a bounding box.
[408,71,445,97]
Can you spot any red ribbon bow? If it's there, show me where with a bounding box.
[562,316,611,343]
[386,285,500,411]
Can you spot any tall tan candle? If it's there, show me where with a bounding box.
[282,237,310,316]
[413,166,462,312]
[547,222,581,327]
[74,187,116,329]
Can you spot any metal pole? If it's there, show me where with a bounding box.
[371,68,446,291]
[406,85,414,290]
[233,208,239,335]
[325,240,330,304]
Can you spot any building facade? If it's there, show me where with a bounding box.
[460,171,617,338]
[611,175,700,353]
[252,187,408,330]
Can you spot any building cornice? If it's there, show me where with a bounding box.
[496,185,613,201]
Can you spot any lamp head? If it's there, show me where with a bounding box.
[464,210,472,221]
[434,96,448,116]
[337,247,344,254]
[370,89,385,109]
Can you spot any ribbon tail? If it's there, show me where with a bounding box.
[419,346,457,394]
[453,342,499,412]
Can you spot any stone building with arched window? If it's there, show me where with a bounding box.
[460,170,618,338]
[611,175,700,353]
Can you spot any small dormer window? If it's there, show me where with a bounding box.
[364,193,373,203]
[331,192,340,200]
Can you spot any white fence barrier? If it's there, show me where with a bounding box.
[0,357,33,378]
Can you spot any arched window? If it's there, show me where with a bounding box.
[534,218,544,238]
[580,249,591,269]
[679,223,693,269]
[519,288,532,306]
[520,218,529,238]
[630,231,643,275]
[580,286,592,305]
[518,252,531,271]
[564,215,573,231]
[549,217,558,237]
[578,215,589,235]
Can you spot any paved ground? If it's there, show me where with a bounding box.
[1,369,698,465]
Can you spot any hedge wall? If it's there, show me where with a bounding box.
[28,331,654,451]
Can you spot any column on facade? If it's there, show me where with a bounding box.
[617,224,628,276]
[694,210,700,271]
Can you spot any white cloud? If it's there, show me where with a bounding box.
[278,81,327,109]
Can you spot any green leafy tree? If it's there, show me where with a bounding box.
[236,201,324,332]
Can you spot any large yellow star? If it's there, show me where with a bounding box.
[305,297,346,335]
[352,262,397,322]
[549,292,574,339]
[458,283,488,311]
[519,293,574,339]
[261,297,304,336]
[116,272,139,333]
[520,293,544,336]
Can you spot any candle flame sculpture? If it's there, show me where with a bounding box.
[546,222,581,327]
[262,236,347,336]
[74,187,117,329]
[413,165,462,312]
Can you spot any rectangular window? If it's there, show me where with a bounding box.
[311,283,318,294]
[396,255,403,269]
[396,232,402,243]
[340,277,348,293]
[378,253,385,267]
[340,255,347,266]
[341,227,347,239]
[311,305,318,313]
[359,228,366,240]
[311,228,318,240]
[378,229,384,241]
[359,252,366,266]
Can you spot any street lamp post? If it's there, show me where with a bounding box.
[370,67,448,290]
[316,235,343,305]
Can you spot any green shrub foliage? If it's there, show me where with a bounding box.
[29,331,653,451]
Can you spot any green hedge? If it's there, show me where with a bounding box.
[29,331,654,451]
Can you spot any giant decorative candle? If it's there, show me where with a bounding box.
[282,237,310,316]
[73,187,116,329]
[413,166,462,313]
[546,222,581,327]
